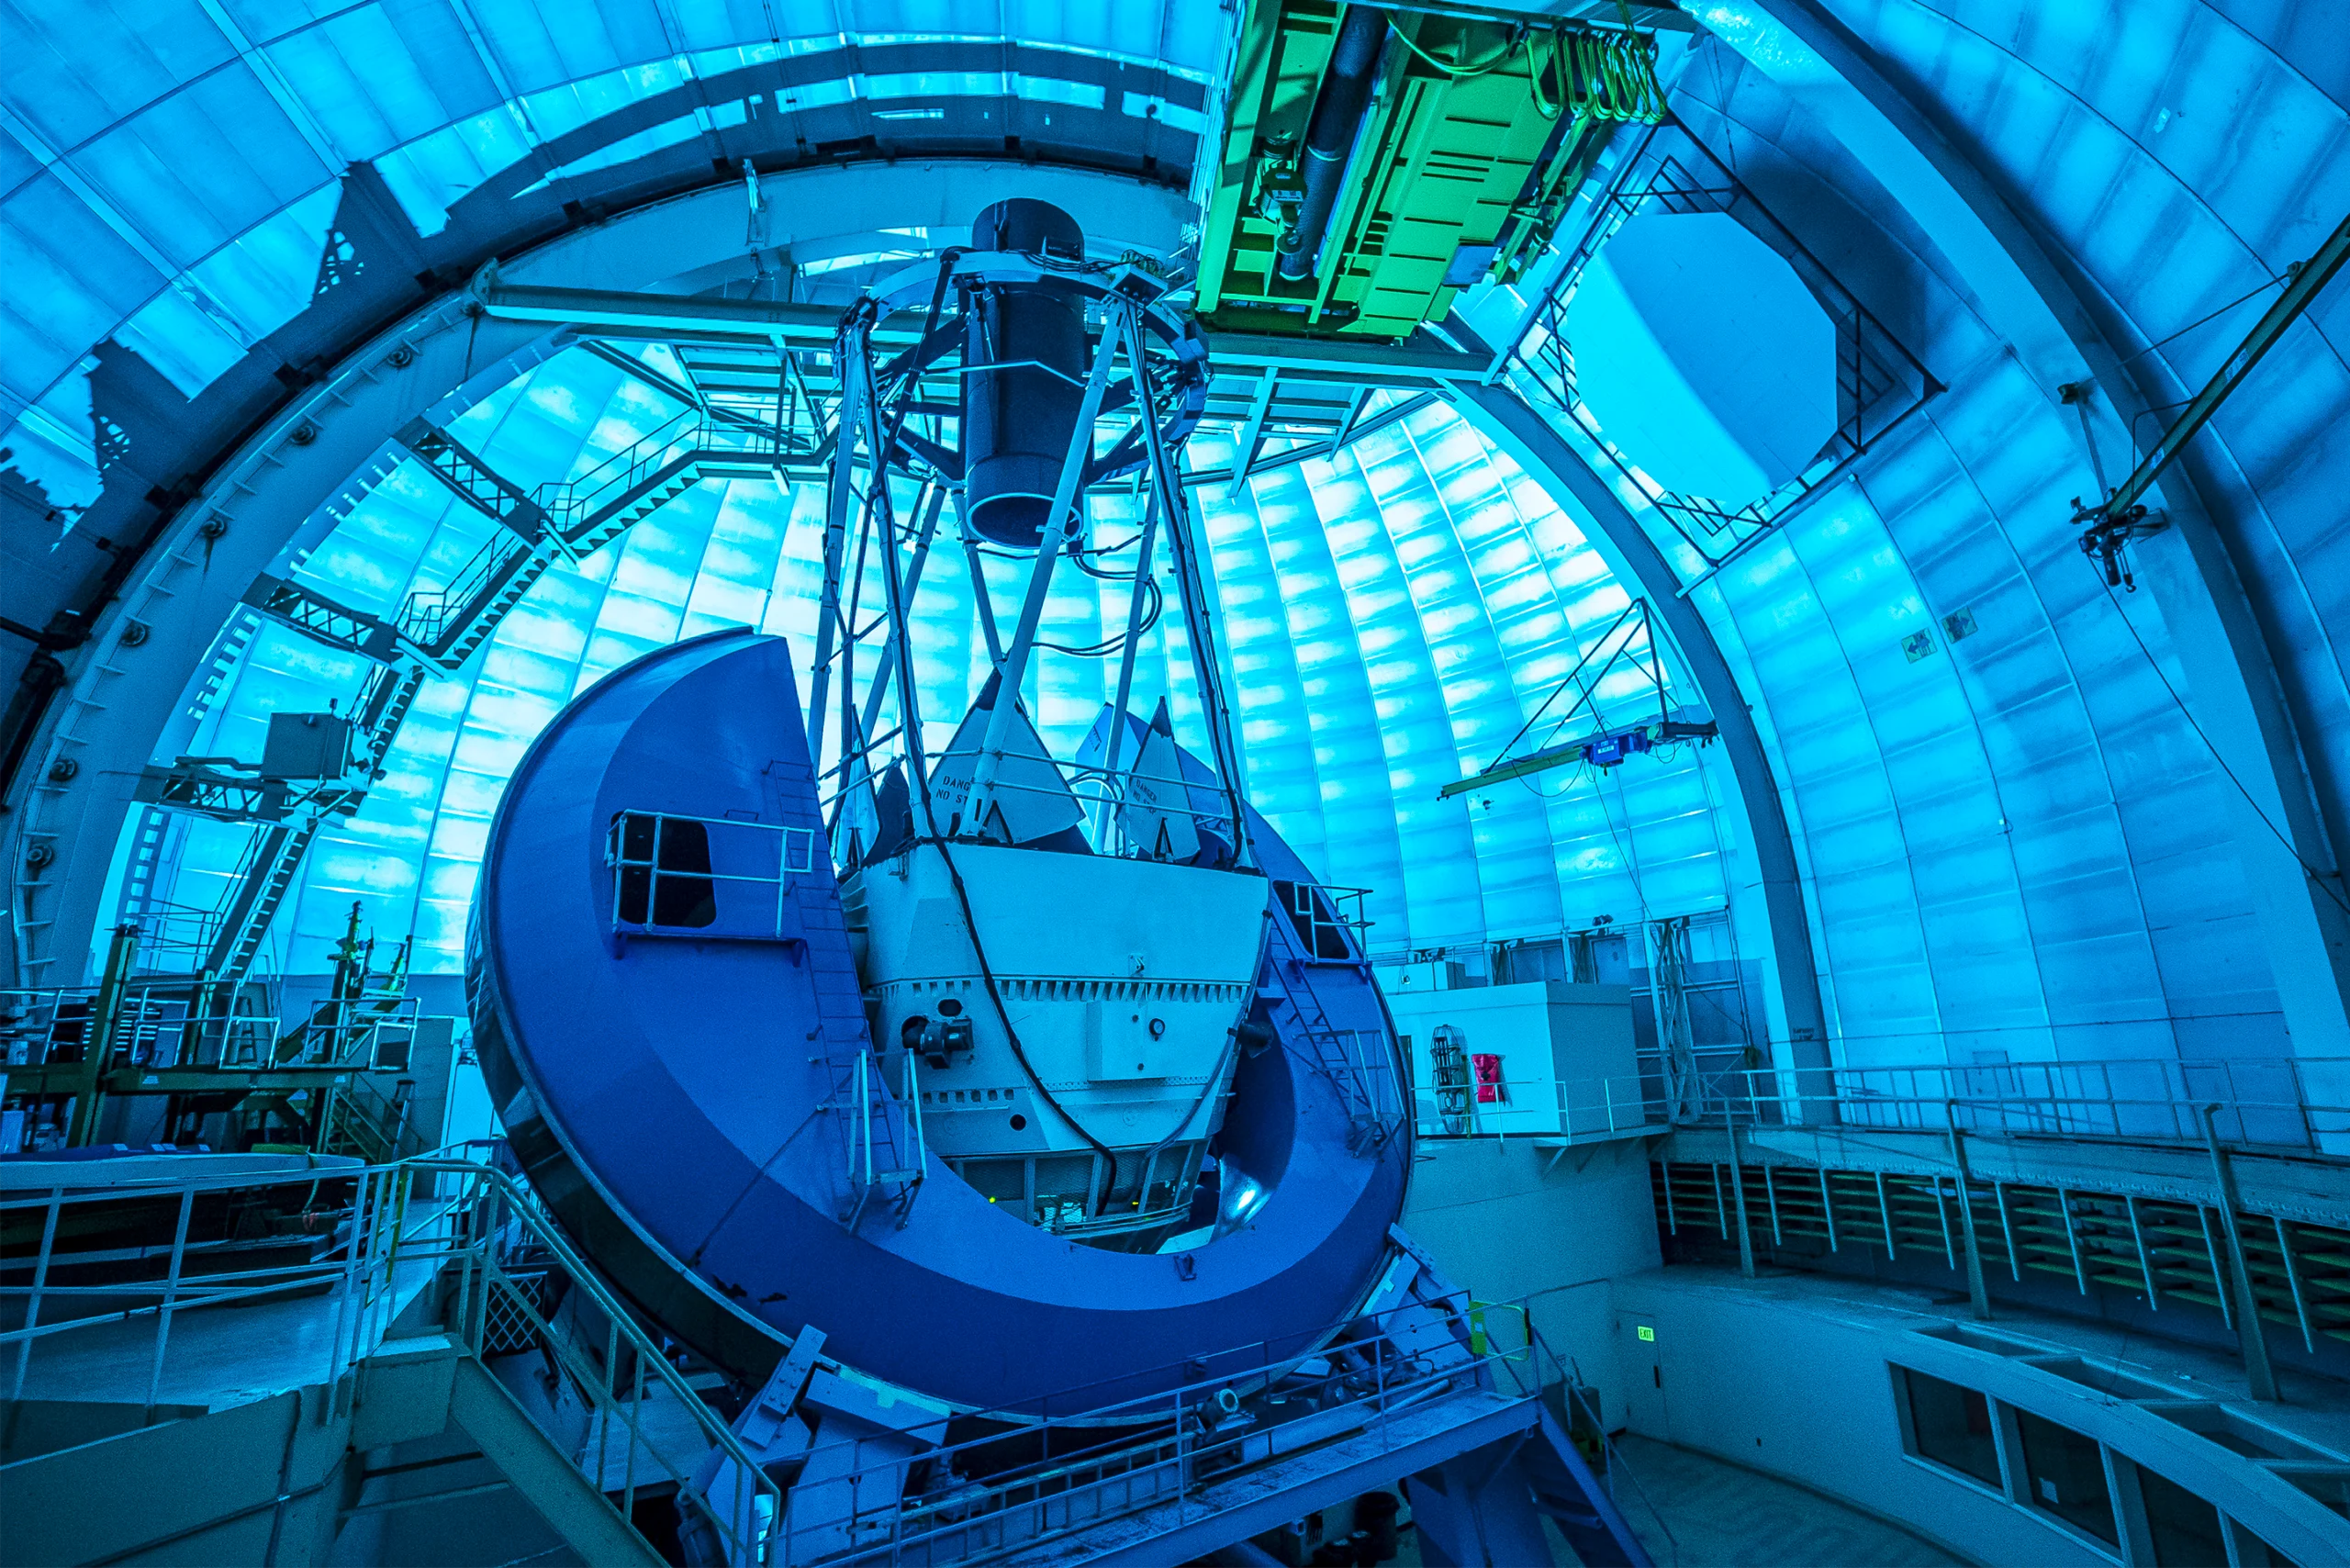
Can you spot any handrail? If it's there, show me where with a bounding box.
[0,1152,782,1567]
[405,1158,785,1560]
[536,411,788,526]
[1396,1055,2349,1156]
[755,1278,1532,1566]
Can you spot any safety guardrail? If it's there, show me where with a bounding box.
[0,1148,784,1567]
[0,985,444,1082]
[732,1280,1628,1567]
[1398,1056,2350,1156]
[1690,1058,2350,1153]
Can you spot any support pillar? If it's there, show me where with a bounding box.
[2202,1107,2280,1403]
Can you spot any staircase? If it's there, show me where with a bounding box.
[202,820,318,980]
[397,532,554,669]
[540,412,789,557]
[1259,935,1402,1156]
[321,1076,419,1161]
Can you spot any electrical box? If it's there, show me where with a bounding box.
[1386,980,1635,1137]
[262,711,352,778]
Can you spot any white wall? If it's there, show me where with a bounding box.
[1399,1135,1661,1426]
[1608,1269,2346,1566]
[1388,980,1638,1137]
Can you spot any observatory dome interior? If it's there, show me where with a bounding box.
[1,3,2345,1566]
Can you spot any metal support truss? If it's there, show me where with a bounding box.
[395,416,549,539]
[131,763,361,826]
[805,245,1246,867]
[1439,599,1717,799]
[1491,115,1940,574]
[239,574,416,665]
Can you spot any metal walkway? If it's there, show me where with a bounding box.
[2,1150,1651,1567]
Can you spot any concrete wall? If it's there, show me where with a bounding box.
[1399,1134,1662,1428]
[1608,1268,2347,1566]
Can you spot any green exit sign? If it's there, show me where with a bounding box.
[1637,1326,1655,1341]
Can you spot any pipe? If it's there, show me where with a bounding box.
[961,199,1090,548]
[1277,6,1389,282]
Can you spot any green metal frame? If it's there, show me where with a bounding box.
[1194,0,1668,341]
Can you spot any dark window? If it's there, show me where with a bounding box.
[1898,1367,2000,1490]
[2015,1409,2116,1545]
[611,813,716,928]
[2135,1463,2225,1567]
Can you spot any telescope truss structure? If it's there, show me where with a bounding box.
[810,249,1256,871]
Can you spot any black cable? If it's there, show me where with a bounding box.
[1076,533,1151,564]
[895,678,1127,1213]
[2116,274,2288,370]
[923,833,1128,1215]
[1037,579,1163,656]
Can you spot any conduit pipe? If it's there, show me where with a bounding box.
[1277,6,1390,281]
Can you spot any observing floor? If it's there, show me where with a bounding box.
[1608,1436,1965,1568]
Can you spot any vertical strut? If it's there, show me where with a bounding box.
[806,308,871,765]
[962,310,1130,833]
[1095,483,1166,844]
[1125,307,1253,868]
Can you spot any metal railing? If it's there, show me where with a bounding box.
[4,1152,380,1408]
[0,1148,784,1566]
[1691,1058,2349,1153]
[0,984,448,1079]
[606,809,819,942]
[842,1046,926,1230]
[1411,1070,1654,1142]
[0,1142,1680,1566]
[420,1157,784,1561]
[1400,1058,2350,1156]
[397,531,535,652]
[1,986,101,1071]
[740,1283,1560,1568]
[534,409,786,530]
[1276,879,1374,964]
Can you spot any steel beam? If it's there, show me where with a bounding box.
[2201,1109,2280,1402]
[394,418,547,539]
[477,278,1503,394]
[240,574,411,666]
[2089,211,2350,526]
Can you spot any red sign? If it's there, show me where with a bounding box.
[1471,1052,1507,1104]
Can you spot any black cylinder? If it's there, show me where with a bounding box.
[962,199,1089,549]
[1278,5,1389,282]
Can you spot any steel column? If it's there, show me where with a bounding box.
[2200,1108,2279,1402]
